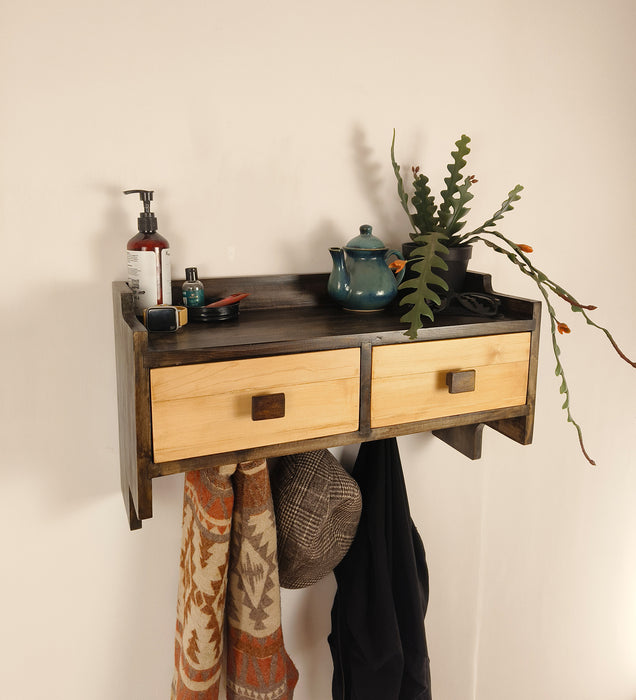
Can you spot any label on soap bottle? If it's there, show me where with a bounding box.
[127,249,172,314]
[161,249,172,306]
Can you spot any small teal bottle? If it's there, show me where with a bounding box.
[182,267,205,307]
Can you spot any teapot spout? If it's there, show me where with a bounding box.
[328,247,350,303]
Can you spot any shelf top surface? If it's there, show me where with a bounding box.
[114,272,539,366]
[144,304,535,362]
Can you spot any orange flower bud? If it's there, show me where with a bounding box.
[389,259,407,273]
[557,322,571,334]
[517,244,533,253]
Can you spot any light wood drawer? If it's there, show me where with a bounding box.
[150,348,360,462]
[371,333,531,428]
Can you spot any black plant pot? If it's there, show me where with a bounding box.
[401,242,473,296]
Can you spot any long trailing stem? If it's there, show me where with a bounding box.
[471,230,636,464]
[473,233,598,464]
[533,277,596,466]
[542,281,636,368]
[478,229,635,367]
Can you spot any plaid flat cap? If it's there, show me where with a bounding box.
[270,450,362,589]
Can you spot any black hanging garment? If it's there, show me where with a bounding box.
[328,438,432,700]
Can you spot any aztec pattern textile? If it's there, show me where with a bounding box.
[171,459,299,700]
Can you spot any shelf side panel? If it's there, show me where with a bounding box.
[112,283,153,529]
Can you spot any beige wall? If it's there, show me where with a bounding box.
[1,0,635,698]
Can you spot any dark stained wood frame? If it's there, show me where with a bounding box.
[113,272,541,530]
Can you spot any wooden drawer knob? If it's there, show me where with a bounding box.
[251,393,286,421]
[446,370,476,394]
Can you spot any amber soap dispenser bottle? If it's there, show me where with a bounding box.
[124,189,172,314]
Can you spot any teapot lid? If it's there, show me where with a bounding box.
[345,224,387,250]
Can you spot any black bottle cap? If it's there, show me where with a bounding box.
[185,267,198,281]
[137,213,158,233]
[123,189,158,233]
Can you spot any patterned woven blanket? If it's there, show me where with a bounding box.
[171,459,298,699]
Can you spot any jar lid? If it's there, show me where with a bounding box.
[345,224,386,250]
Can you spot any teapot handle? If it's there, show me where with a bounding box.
[385,249,406,284]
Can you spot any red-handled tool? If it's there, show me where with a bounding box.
[204,293,249,308]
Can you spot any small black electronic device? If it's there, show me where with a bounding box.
[143,305,188,332]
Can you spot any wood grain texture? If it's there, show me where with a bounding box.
[433,423,485,460]
[488,299,541,445]
[359,342,373,435]
[446,370,476,394]
[251,393,286,421]
[145,273,537,368]
[150,348,360,462]
[112,282,153,528]
[371,333,531,428]
[143,309,536,367]
[150,406,530,478]
[112,273,541,526]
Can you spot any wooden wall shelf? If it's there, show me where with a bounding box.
[113,272,540,530]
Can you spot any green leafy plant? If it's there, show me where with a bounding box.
[391,130,635,464]
[391,131,523,337]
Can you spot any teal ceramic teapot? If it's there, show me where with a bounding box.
[328,225,405,311]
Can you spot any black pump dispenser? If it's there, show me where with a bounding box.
[123,189,158,233]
